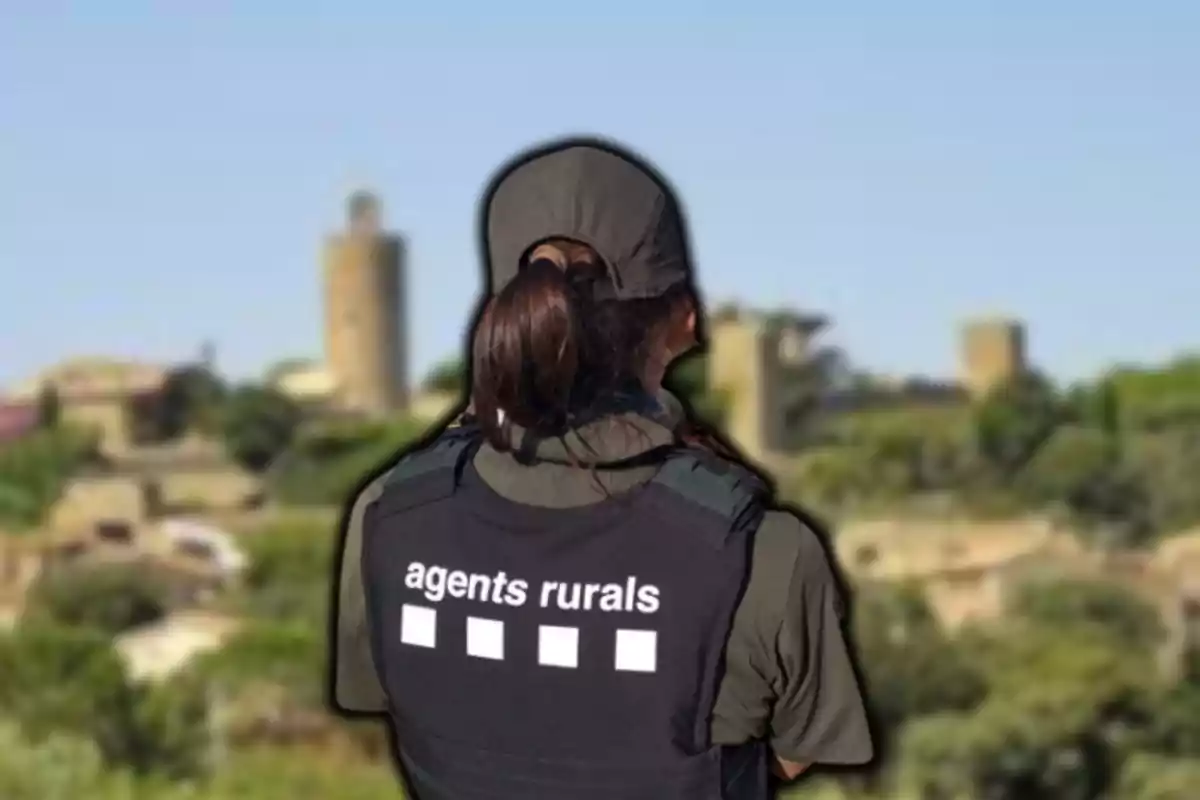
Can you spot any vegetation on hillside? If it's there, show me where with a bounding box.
[785,359,1200,546]
[0,425,98,531]
[4,348,1200,797]
[23,561,173,636]
[266,416,429,506]
[3,505,1199,798]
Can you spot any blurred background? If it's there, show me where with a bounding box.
[2,2,1199,798]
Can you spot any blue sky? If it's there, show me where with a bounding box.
[2,2,1197,393]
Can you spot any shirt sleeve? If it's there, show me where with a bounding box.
[330,473,390,714]
[768,516,874,765]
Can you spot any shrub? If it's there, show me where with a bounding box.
[24,562,172,636]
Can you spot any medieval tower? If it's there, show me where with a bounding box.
[959,317,1027,399]
[322,191,408,416]
[707,308,827,464]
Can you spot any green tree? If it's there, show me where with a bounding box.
[1066,464,1157,549]
[863,432,926,497]
[1126,428,1200,534]
[24,562,172,637]
[422,358,467,394]
[268,416,427,507]
[0,623,130,744]
[852,583,987,734]
[974,371,1065,480]
[223,518,338,630]
[220,384,303,472]
[663,351,733,430]
[896,712,982,800]
[1051,387,1150,543]
[115,671,213,780]
[1113,752,1200,800]
[1006,577,1165,651]
[664,352,708,405]
[0,722,143,800]
[0,426,98,530]
[0,623,210,780]
[902,625,1159,800]
[911,427,978,492]
[36,383,61,430]
[1107,355,1200,431]
[1066,379,1122,438]
[160,365,228,438]
[1138,681,1200,758]
[193,621,326,712]
[1015,425,1116,506]
[0,482,39,530]
[784,445,874,514]
[776,347,851,451]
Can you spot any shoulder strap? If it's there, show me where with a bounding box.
[649,445,769,538]
[374,422,483,517]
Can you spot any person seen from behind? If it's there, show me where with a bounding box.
[331,137,874,799]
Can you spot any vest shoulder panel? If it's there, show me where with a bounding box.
[374,423,482,517]
[649,447,769,534]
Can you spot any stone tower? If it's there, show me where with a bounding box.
[323,191,408,416]
[707,307,827,464]
[959,317,1026,400]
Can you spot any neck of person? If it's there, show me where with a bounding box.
[461,383,660,430]
[640,361,667,397]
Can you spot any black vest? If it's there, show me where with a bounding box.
[361,425,770,800]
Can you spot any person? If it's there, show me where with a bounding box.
[330,138,873,799]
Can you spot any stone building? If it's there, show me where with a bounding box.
[838,517,1200,678]
[7,357,169,456]
[2,357,262,526]
[0,519,246,631]
[707,308,1030,464]
[958,317,1027,399]
[99,433,262,514]
[706,306,828,462]
[322,191,409,416]
[47,439,262,534]
[837,516,1080,628]
[265,359,338,408]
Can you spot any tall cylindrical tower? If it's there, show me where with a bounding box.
[323,191,408,416]
[959,317,1027,400]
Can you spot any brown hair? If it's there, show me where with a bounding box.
[471,239,704,454]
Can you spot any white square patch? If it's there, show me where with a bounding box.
[400,604,437,648]
[466,617,505,660]
[615,629,658,673]
[538,625,579,668]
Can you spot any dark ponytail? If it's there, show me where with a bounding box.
[677,417,741,461]
[470,243,732,461]
[471,259,586,449]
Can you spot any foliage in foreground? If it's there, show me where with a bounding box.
[0,622,211,780]
[0,425,98,530]
[0,721,402,800]
[267,416,430,507]
[786,364,1200,546]
[24,561,173,636]
[5,506,1200,799]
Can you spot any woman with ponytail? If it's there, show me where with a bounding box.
[332,139,873,799]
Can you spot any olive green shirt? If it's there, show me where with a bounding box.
[331,396,873,766]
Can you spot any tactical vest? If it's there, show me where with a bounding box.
[361,425,770,800]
